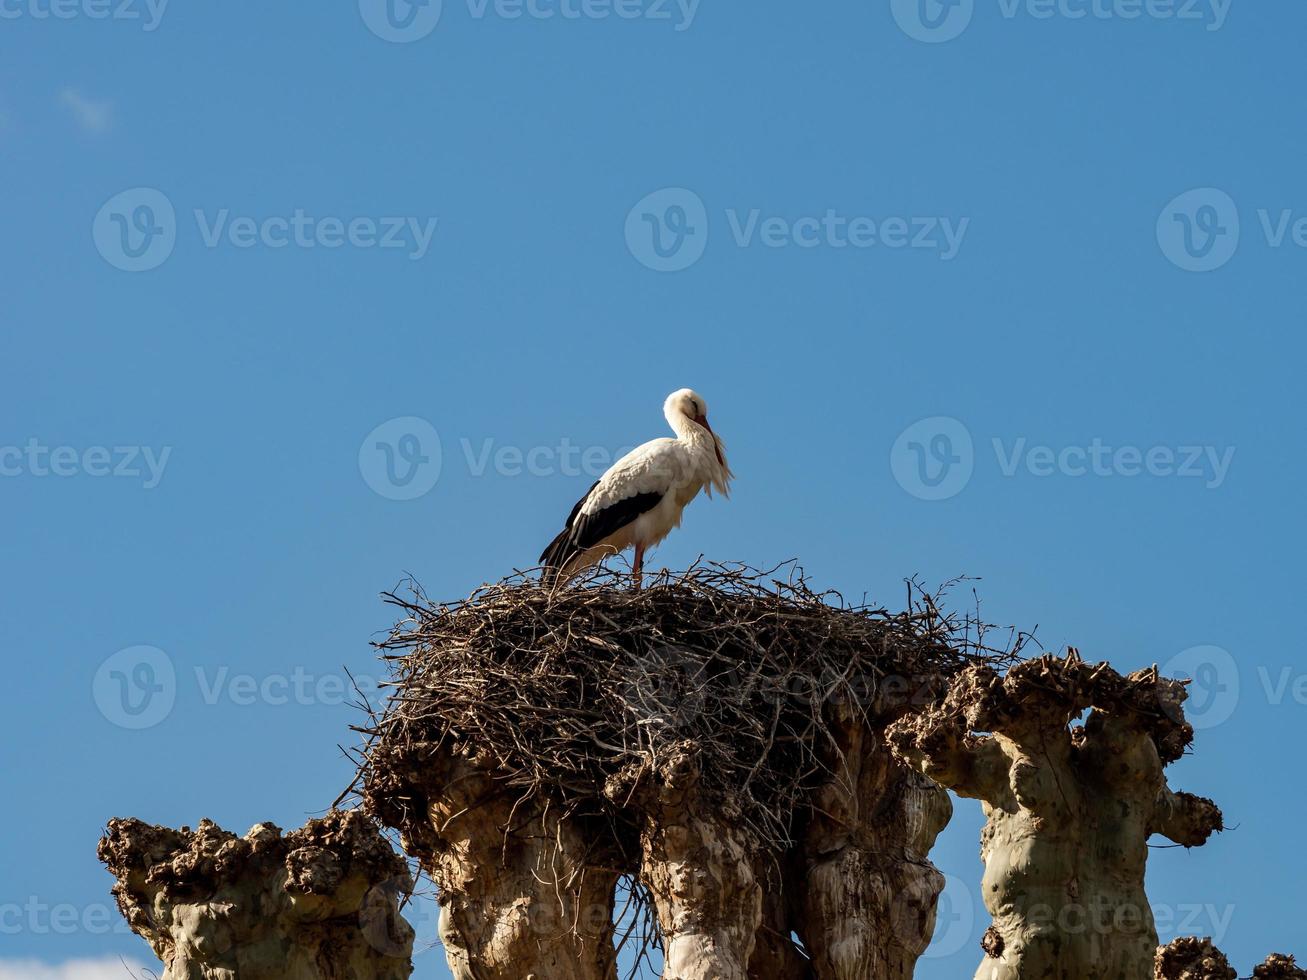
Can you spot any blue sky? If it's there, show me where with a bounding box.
[2,1,1304,977]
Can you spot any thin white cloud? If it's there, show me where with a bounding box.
[0,958,154,980]
[58,88,113,134]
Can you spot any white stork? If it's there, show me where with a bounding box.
[540,388,733,588]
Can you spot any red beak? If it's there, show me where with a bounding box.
[695,414,725,467]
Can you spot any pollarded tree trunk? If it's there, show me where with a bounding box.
[365,740,621,980]
[798,701,952,980]
[748,884,813,980]
[1155,937,1306,980]
[632,743,763,980]
[889,651,1224,980]
[361,566,975,980]
[97,810,414,980]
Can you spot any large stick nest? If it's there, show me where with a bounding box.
[351,562,1018,852]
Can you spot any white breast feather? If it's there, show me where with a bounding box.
[581,438,701,516]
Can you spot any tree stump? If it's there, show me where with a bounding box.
[366,740,621,980]
[798,702,952,980]
[628,744,763,980]
[889,650,1224,980]
[97,810,413,980]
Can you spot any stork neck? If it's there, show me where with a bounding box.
[667,408,731,495]
[668,411,709,447]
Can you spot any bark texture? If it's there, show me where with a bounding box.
[748,883,813,980]
[1155,939,1306,980]
[1255,954,1307,979]
[366,740,620,980]
[97,810,413,980]
[366,709,955,980]
[798,702,952,980]
[1155,937,1237,980]
[889,650,1223,980]
[630,743,763,980]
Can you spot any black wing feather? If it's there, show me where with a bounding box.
[540,483,664,570]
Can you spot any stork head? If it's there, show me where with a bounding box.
[665,387,713,435]
[665,388,727,471]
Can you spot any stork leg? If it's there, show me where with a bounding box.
[632,543,645,591]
